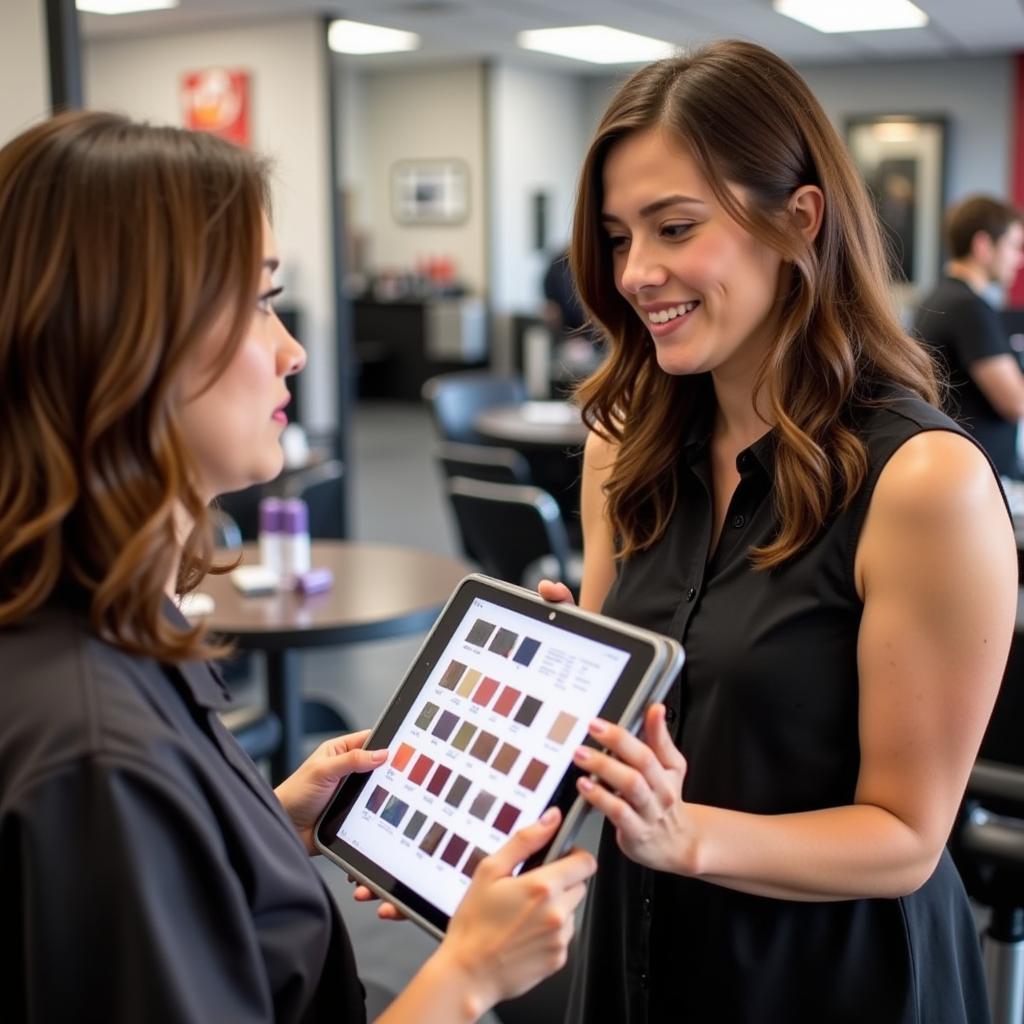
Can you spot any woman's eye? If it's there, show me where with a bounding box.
[258,286,283,314]
[607,235,629,251]
[661,223,694,240]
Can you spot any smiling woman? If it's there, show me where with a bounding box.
[551,38,1017,1024]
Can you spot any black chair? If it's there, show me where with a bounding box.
[422,370,527,445]
[950,622,1024,1024]
[445,476,581,596]
[436,440,532,486]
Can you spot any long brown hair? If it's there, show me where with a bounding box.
[573,40,938,568]
[0,111,270,659]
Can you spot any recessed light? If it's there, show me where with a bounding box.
[773,0,928,33]
[327,19,420,55]
[517,25,677,65]
[76,0,178,12]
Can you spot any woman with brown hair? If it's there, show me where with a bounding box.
[540,40,1015,1022]
[0,110,595,1023]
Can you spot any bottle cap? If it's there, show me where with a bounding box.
[295,566,333,595]
[280,497,309,534]
[259,496,284,533]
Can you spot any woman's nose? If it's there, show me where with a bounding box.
[279,328,306,376]
[618,240,668,294]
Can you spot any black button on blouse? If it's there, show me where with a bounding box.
[566,388,996,1024]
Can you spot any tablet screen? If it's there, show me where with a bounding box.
[325,590,634,920]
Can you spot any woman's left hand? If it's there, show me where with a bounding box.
[275,730,386,855]
[573,704,697,875]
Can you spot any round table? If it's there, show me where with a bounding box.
[197,541,472,780]
[474,400,589,450]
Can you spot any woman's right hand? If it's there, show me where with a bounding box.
[436,808,596,1012]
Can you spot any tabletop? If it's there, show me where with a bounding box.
[196,540,473,649]
[475,400,589,449]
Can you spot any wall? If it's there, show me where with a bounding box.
[1,0,50,144]
[488,64,588,315]
[361,63,487,296]
[586,56,1013,203]
[85,19,337,431]
[801,55,1014,203]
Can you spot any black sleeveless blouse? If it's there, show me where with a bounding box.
[567,389,992,1024]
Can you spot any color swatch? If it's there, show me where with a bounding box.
[547,711,577,745]
[489,628,517,657]
[441,834,469,867]
[409,754,434,785]
[391,742,414,772]
[513,637,541,667]
[472,676,500,707]
[426,764,453,796]
[439,660,466,690]
[519,758,548,791]
[493,802,521,834]
[493,685,521,717]
[514,695,542,727]
[456,668,481,698]
[415,702,440,730]
[491,741,520,775]
[445,775,471,809]
[432,709,459,741]
[466,619,496,646]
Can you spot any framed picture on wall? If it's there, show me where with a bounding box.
[845,115,947,300]
[391,159,470,225]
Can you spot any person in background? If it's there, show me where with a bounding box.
[542,247,602,387]
[540,39,1015,1023]
[542,246,587,337]
[0,110,594,1024]
[914,195,1024,478]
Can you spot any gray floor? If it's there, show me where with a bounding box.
[294,401,597,1021]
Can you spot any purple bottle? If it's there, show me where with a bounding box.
[258,497,284,580]
[280,498,310,587]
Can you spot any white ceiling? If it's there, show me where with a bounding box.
[81,0,1024,71]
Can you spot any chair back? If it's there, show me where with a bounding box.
[422,370,526,444]
[446,476,570,586]
[436,441,531,486]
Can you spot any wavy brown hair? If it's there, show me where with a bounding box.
[572,40,939,568]
[0,111,270,659]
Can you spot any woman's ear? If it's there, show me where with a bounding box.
[788,185,825,244]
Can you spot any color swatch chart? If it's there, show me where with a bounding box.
[336,596,630,916]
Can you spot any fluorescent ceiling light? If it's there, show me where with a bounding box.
[773,0,928,33]
[517,25,677,65]
[328,19,420,55]
[76,0,177,12]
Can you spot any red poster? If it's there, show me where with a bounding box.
[181,68,250,147]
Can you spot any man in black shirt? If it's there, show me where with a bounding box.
[914,195,1024,477]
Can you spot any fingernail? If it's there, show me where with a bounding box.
[540,807,558,824]
[589,719,607,737]
[370,749,387,763]
[578,777,595,792]
[574,746,591,763]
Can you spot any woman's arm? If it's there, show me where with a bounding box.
[573,429,1017,900]
[578,428,618,612]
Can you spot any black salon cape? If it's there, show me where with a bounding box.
[566,387,993,1024]
[0,601,366,1023]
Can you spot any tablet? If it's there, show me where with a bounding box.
[315,573,684,939]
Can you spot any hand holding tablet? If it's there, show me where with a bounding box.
[316,574,684,938]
